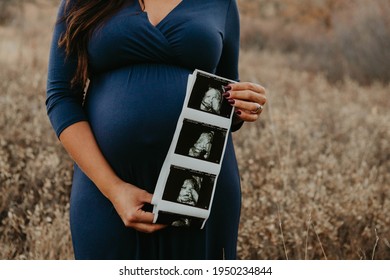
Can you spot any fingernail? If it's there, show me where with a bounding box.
[224,85,232,91]
[236,110,242,115]
[228,99,235,104]
[223,91,230,98]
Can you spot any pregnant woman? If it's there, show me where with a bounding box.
[46,0,266,259]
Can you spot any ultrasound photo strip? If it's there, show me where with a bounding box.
[162,165,216,210]
[151,70,236,229]
[175,119,228,164]
[187,70,234,119]
[155,211,205,229]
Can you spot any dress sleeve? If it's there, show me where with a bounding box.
[215,0,244,132]
[216,0,240,80]
[46,0,88,138]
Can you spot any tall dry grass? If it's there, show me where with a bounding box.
[0,1,389,259]
[0,2,73,259]
[236,50,390,259]
[239,0,390,85]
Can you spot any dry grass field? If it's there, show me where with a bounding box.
[0,0,389,259]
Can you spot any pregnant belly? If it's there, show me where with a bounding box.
[85,64,191,163]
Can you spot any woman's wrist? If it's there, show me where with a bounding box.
[102,176,127,201]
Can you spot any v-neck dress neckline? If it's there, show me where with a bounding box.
[137,0,185,28]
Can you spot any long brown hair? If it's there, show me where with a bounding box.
[58,0,128,88]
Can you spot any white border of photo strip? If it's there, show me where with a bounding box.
[152,69,236,229]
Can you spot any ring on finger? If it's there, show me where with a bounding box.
[251,103,263,114]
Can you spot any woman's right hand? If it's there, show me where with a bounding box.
[108,181,167,233]
[58,122,165,233]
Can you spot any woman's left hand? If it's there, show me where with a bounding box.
[224,82,267,122]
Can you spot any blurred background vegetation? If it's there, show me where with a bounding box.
[239,0,390,84]
[0,0,389,259]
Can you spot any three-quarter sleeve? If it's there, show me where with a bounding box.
[46,0,88,138]
[215,0,243,132]
[216,0,240,81]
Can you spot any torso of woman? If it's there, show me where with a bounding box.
[46,0,241,259]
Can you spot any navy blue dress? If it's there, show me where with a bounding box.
[46,0,242,259]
